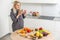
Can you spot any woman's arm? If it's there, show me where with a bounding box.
[10,11,18,22]
[22,10,26,18]
[22,14,26,18]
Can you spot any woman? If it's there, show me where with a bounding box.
[10,1,26,31]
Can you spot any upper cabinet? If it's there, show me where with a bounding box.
[19,0,57,4]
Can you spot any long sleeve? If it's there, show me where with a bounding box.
[10,11,18,22]
[22,14,25,18]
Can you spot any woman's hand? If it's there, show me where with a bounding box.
[18,9,23,15]
[22,10,26,16]
[16,10,23,19]
[16,14,19,19]
[22,10,26,14]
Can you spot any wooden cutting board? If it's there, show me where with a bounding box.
[10,32,55,40]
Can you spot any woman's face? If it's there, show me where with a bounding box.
[14,3,21,10]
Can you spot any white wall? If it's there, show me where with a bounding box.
[0,0,12,38]
[20,0,60,17]
[55,0,60,17]
[21,4,57,17]
[21,3,42,15]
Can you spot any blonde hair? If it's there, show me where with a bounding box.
[13,1,21,6]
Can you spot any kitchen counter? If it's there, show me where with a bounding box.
[25,14,55,20]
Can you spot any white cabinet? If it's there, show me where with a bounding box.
[19,0,57,4]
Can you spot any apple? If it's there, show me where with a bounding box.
[39,27,43,30]
[27,29,31,33]
[23,27,32,33]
